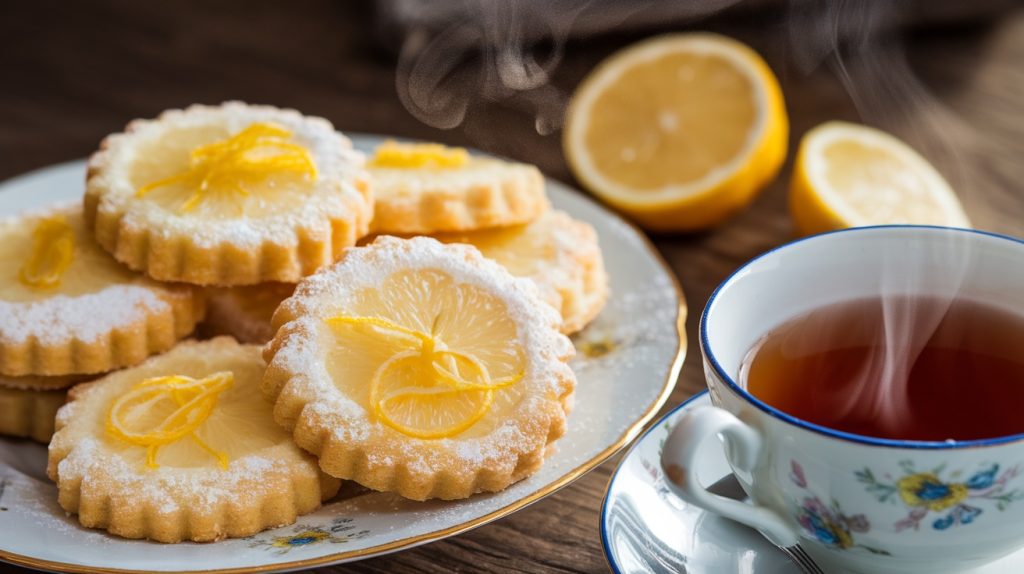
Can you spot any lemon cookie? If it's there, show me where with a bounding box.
[85,102,373,285]
[263,236,576,501]
[201,282,296,344]
[48,337,341,543]
[0,203,203,376]
[435,210,608,334]
[0,385,65,443]
[368,141,548,234]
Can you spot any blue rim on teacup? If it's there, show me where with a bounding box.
[700,224,1024,450]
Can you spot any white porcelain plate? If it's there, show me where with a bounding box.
[0,134,686,573]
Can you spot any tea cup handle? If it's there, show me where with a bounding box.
[660,405,798,547]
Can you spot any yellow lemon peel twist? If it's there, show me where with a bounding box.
[136,122,318,212]
[327,315,524,439]
[369,140,469,169]
[106,372,235,470]
[19,215,75,289]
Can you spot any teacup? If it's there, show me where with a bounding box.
[661,226,1024,574]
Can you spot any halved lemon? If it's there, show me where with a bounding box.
[790,121,971,236]
[563,33,788,231]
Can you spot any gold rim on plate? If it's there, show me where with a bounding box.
[0,161,687,574]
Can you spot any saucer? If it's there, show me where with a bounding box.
[601,392,1024,574]
[601,392,796,573]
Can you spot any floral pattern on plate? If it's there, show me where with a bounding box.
[246,517,370,555]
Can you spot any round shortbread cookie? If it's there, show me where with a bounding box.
[48,337,341,543]
[263,236,576,501]
[85,101,373,286]
[368,141,548,234]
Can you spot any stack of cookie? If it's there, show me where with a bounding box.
[199,138,609,344]
[0,101,608,543]
[0,203,204,443]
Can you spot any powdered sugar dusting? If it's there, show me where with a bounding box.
[56,438,310,513]
[0,285,169,344]
[270,236,575,474]
[88,102,371,249]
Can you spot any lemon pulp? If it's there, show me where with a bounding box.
[132,122,317,217]
[822,140,952,224]
[583,51,756,191]
[790,122,970,235]
[325,269,525,439]
[369,141,469,169]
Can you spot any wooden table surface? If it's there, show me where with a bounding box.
[1,2,1021,572]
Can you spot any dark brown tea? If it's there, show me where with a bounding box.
[742,296,1024,442]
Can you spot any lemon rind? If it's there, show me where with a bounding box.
[85,102,374,286]
[0,385,65,443]
[262,236,576,501]
[47,338,341,543]
[369,157,549,235]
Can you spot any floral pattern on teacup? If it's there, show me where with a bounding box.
[790,461,890,555]
[857,461,1024,531]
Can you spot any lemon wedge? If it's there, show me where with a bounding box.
[790,121,971,235]
[563,33,787,231]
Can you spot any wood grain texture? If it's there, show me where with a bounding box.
[0,1,1021,572]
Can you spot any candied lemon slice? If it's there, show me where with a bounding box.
[327,315,522,439]
[19,215,75,289]
[790,121,971,235]
[564,33,787,231]
[324,269,527,440]
[369,140,469,169]
[136,122,317,213]
[99,349,287,469]
[107,372,234,469]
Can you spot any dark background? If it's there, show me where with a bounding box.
[1,1,1022,572]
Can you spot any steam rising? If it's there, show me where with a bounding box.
[394,1,982,436]
[786,1,975,434]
